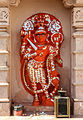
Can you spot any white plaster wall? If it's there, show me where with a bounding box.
[10,0,71,103]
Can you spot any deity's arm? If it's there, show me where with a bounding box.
[23,50,37,60]
[21,43,37,60]
[23,48,43,60]
[47,46,60,98]
[21,35,29,55]
[21,35,38,60]
[48,45,59,74]
[49,45,59,57]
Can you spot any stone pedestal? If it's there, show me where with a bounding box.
[13,102,54,115]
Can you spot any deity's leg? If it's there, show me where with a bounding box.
[35,68,49,96]
[26,64,39,106]
[35,68,54,106]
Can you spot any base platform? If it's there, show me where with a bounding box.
[12,102,54,116]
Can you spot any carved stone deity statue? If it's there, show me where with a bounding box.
[20,13,64,106]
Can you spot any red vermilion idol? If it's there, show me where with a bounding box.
[20,13,64,106]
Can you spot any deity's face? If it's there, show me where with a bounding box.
[35,31,47,45]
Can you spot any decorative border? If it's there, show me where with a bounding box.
[0,0,75,8]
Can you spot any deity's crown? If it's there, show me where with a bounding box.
[33,14,49,32]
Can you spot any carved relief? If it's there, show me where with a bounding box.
[63,0,75,8]
[76,0,83,5]
[9,0,75,8]
[0,8,9,26]
[0,0,9,6]
[10,0,21,7]
[73,7,83,27]
[0,0,75,8]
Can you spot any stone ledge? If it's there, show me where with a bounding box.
[0,28,7,32]
[0,82,9,86]
[72,24,83,28]
[0,32,9,38]
[74,98,83,102]
[0,98,9,102]
[73,67,83,71]
[0,50,9,54]
[0,25,9,28]
[72,97,83,102]
[73,51,83,54]
[73,32,83,38]
[0,66,9,71]
[72,82,83,86]
[0,24,9,28]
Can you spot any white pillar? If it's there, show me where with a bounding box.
[0,6,10,115]
[71,1,83,116]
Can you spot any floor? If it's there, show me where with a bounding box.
[0,115,83,120]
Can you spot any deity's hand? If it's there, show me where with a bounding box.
[35,49,43,56]
[22,31,32,43]
[53,49,59,56]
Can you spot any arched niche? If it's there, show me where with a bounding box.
[10,0,72,103]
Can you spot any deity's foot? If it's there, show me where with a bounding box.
[40,94,47,105]
[33,100,40,106]
[41,95,54,106]
[44,98,54,106]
